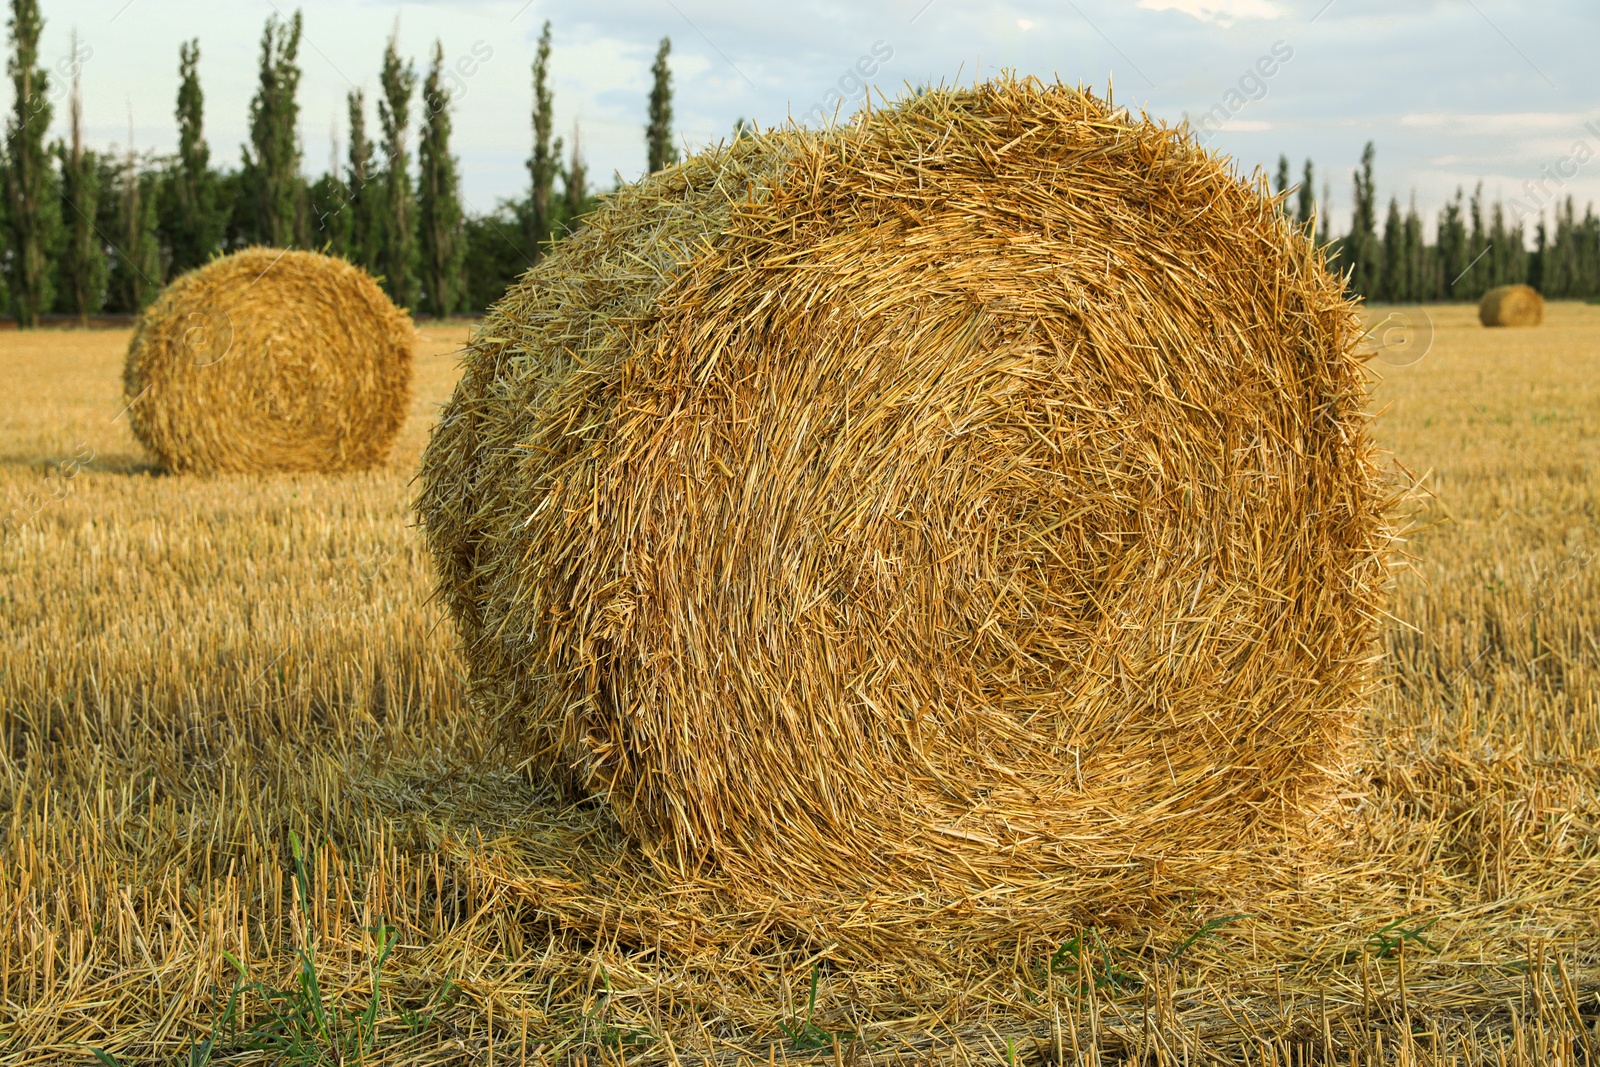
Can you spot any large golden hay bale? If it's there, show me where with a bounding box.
[124,248,414,473]
[1478,283,1544,327]
[418,79,1391,916]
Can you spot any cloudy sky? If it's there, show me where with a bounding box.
[31,0,1600,239]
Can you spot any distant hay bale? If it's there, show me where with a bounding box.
[1479,284,1544,327]
[417,79,1391,915]
[124,248,415,474]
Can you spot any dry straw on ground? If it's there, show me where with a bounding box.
[418,77,1394,933]
[6,280,1600,1064]
[1479,284,1545,327]
[124,247,415,474]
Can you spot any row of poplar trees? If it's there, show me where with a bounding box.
[0,0,681,325]
[460,30,677,311]
[1275,145,1600,303]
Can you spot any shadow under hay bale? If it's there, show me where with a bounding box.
[123,248,415,474]
[417,78,1393,937]
[1478,284,1544,327]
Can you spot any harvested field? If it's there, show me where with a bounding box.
[2,302,1600,1063]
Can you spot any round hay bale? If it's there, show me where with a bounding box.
[1478,283,1543,327]
[124,248,415,474]
[418,80,1391,912]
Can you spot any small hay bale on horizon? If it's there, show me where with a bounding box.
[1479,283,1544,327]
[123,248,415,474]
[417,78,1393,927]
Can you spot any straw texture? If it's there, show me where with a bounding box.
[124,248,415,474]
[418,79,1391,919]
[1478,283,1544,327]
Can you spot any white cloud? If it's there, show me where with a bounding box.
[1017,19,1036,31]
[1400,111,1598,135]
[1136,0,1282,27]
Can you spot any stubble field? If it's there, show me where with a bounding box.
[1,303,1598,1064]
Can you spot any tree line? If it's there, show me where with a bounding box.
[1275,144,1600,303]
[0,0,680,326]
[7,0,1596,325]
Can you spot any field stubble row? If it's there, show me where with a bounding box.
[1,305,1598,1063]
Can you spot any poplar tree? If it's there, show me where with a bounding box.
[1530,216,1546,294]
[1274,154,1290,199]
[1568,200,1591,297]
[1436,189,1467,299]
[646,36,676,173]
[563,122,589,233]
[1488,199,1526,289]
[1572,202,1597,298]
[1540,202,1565,295]
[418,40,463,318]
[1380,196,1404,302]
[242,10,304,247]
[165,39,222,274]
[377,29,418,307]
[110,142,160,312]
[527,20,561,262]
[91,153,119,259]
[1402,196,1426,300]
[57,29,104,324]
[345,90,381,272]
[308,152,351,257]
[1319,177,1332,245]
[1463,183,1488,299]
[3,0,61,326]
[1296,159,1315,233]
[1540,197,1599,299]
[1340,141,1380,298]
